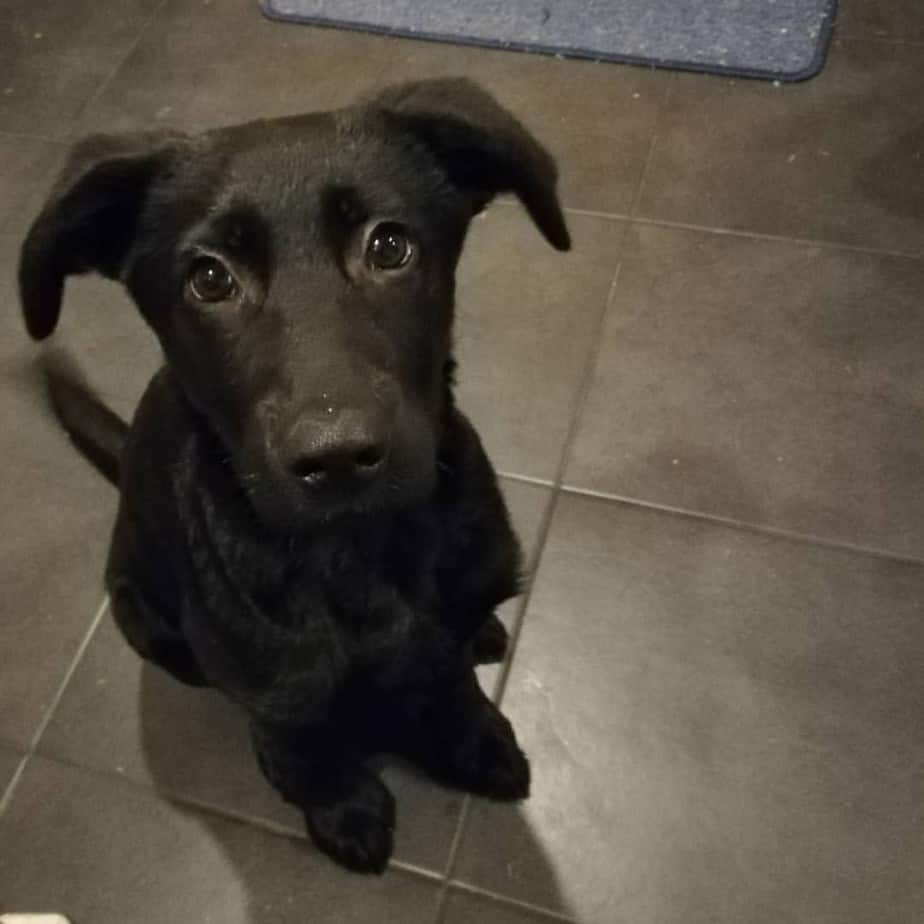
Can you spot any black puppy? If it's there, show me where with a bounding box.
[19,79,570,873]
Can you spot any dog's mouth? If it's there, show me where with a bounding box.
[239,460,437,532]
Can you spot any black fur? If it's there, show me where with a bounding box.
[19,79,569,874]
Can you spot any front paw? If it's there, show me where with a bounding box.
[304,772,396,874]
[472,613,509,664]
[445,705,531,801]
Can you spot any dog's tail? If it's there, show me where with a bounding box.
[42,349,128,487]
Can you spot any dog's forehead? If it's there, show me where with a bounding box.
[206,109,440,217]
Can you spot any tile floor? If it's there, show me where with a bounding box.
[1,1,922,921]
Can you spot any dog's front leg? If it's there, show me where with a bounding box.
[423,668,531,801]
[251,721,396,874]
[109,579,208,688]
[436,409,524,662]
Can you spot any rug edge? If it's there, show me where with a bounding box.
[259,0,838,83]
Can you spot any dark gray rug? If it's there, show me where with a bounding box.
[261,0,838,82]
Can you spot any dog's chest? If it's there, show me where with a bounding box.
[182,486,452,719]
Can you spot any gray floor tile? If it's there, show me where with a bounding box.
[443,888,569,924]
[0,352,76,463]
[0,379,114,746]
[2,235,33,361]
[38,614,467,874]
[2,239,121,754]
[564,224,924,558]
[0,143,66,243]
[372,40,671,216]
[454,494,924,923]
[837,0,924,41]
[0,134,61,235]
[0,0,162,139]
[0,755,441,924]
[76,0,410,135]
[0,496,111,747]
[1,234,164,422]
[477,481,554,698]
[637,40,924,255]
[77,1,669,216]
[0,744,24,800]
[38,480,550,874]
[455,208,622,481]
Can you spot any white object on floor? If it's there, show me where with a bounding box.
[1,916,71,924]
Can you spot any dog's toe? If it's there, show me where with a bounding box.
[445,709,531,801]
[472,613,509,664]
[304,774,396,874]
[306,806,394,874]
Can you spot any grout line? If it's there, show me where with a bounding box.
[497,470,556,489]
[0,753,29,819]
[629,131,659,218]
[65,0,170,135]
[172,788,445,885]
[482,258,634,709]
[176,788,446,887]
[386,860,446,885]
[163,791,305,840]
[29,596,110,753]
[489,194,924,262]
[558,208,924,262]
[1,595,108,820]
[0,129,63,144]
[558,482,924,567]
[629,74,674,217]
[433,886,451,924]
[444,795,472,873]
[434,796,473,924]
[5,745,448,888]
[486,483,559,705]
[446,879,581,923]
[846,37,924,47]
[833,32,924,48]
[175,786,444,885]
[548,250,630,493]
[834,31,924,46]
[491,242,631,708]
[498,196,923,263]
[492,488,561,707]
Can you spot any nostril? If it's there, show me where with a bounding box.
[354,446,385,472]
[291,457,328,485]
[287,444,385,487]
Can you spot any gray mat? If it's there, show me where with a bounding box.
[261,0,838,82]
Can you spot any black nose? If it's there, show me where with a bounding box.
[290,443,385,487]
[283,417,388,490]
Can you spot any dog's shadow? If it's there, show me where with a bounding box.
[136,661,567,921]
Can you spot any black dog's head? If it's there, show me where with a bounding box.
[19,79,569,531]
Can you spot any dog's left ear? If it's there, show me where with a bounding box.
[19,131,183,340]
[374,78,571,251]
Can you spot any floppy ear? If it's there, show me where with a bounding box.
[19,132,180,340]
[374,78,571,252]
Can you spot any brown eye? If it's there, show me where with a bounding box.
[188,256,238,303]
[365,222,415,271]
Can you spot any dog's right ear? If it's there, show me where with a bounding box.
[373,79,571,252]
[19,132,181,340]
